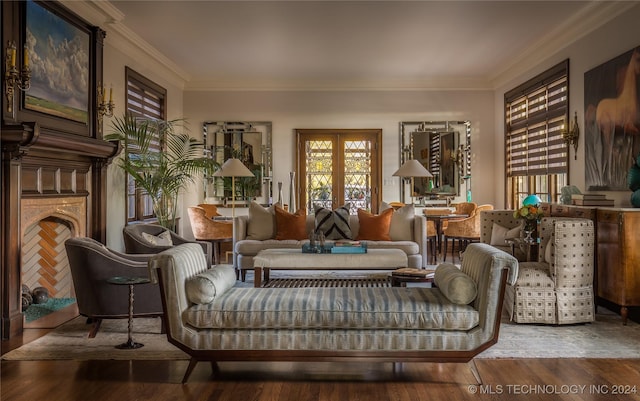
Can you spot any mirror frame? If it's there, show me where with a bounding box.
[399,120,471,204]
[203,121,272,204]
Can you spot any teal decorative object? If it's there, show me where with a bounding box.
[522,194,542,206]
[631,189,640,207]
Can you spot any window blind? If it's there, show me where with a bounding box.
[505,60,569,177]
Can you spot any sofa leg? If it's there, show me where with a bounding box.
[182,357,199,384]
[211,361,220,377]
[87,318,102,338]
[468,359,483,385]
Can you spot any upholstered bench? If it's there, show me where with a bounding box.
[150,242,518,384]
[252,248,408,287]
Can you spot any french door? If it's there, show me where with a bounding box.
[296,129,382,215]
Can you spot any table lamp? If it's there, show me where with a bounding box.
[393,159,433,205]
[213,158,255,217]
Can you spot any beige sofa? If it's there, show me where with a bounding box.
[233,208,428,281]
[150,242,519,383]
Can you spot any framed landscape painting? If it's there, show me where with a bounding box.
[24,0,90,124]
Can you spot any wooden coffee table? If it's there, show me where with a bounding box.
[253,248,408,288]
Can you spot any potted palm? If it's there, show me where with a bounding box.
[106,113,219,231]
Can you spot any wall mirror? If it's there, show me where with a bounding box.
[203,121,272,204]
[399,121,471,204]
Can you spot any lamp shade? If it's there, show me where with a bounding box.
[213,158,254,177]
[392,159,433,178]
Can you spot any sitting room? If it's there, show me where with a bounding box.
[2,1,640,400]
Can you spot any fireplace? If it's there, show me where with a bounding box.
[20,197,87,300]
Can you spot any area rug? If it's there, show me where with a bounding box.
[3,306,639,361]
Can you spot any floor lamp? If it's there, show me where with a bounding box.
[213,158,255,217]
[392,159,433,205]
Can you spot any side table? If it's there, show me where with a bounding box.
[505,238,539,262]
[106,276,150,349]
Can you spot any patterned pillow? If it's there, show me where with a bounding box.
[141,230,173,246]
[355,208,393,241]
[313,204,352,240]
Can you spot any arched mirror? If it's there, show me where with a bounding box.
[399,121,471,204]
[203,121,272,204]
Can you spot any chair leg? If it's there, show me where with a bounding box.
[87,318,102,338]
[443,237,448,262]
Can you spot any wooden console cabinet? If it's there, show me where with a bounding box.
[596,208,640,325]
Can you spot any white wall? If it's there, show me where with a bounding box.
[102,43,185,250]
[493,4,640,208]
[183,89,495,210]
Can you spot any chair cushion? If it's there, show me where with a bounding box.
[314,204,352,240]
[141,230,173,246]
[490,223,521,246]
[185,265,237,304]
[275,205,308,240]
[355,208,392,241]
[434,263,478,305]
[515,263,554,287]
[246,201,276,240]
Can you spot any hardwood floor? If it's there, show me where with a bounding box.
[2,358,640,400]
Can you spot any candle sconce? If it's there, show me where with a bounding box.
[4,40,31,114]
[562,111,580,160]
[97,84,115,129]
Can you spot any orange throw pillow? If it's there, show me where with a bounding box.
[275,205,308,240]
[356,208,393,241]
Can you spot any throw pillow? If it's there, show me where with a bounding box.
[185,265,237,304]
[489,223,521,246]
[381,202,414,241]
[355,208,393,241]
[274,204,308,240]
[545,239,553,264]
[313,204,352,240]
[141,230,173,246]
[434,263,478,305]
[246,201,276,240]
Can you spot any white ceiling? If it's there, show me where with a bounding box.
[105,1,630,91]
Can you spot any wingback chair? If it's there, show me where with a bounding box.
[123,223,212,266]
[442,204,493,261]
[187,206,233,267]
[65,237,163,337]
[504,217,595,325]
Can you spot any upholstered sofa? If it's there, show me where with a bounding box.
[149,242,518,383]
[233,203,428,281]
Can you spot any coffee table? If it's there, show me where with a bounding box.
[253,248,408,288]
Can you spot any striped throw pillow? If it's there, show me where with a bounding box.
[314,204,352,240]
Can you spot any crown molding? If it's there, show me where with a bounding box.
[490,1,637,89]
[61,1,190,89]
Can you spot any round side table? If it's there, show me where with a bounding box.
[106,276,150,349]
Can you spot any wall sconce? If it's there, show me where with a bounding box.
[4,40,31,114]
[562,111,580,160]
[97,84,115,127]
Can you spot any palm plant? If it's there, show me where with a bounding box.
[106,113,219,230]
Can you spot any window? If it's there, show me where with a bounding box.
[296,129,382,215]
[125,67,167,223]
[505,60,569,209]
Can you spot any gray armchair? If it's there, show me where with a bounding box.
[64,237,163,337]
[123,223,212,266]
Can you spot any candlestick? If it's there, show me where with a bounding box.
[102,86,106,103]
[23,46,28,68]
[10,47,16,68]
[109,85,113,103]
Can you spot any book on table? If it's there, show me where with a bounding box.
[572,199,614,206]
[571,194,607,200]
[392,268,435,278]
